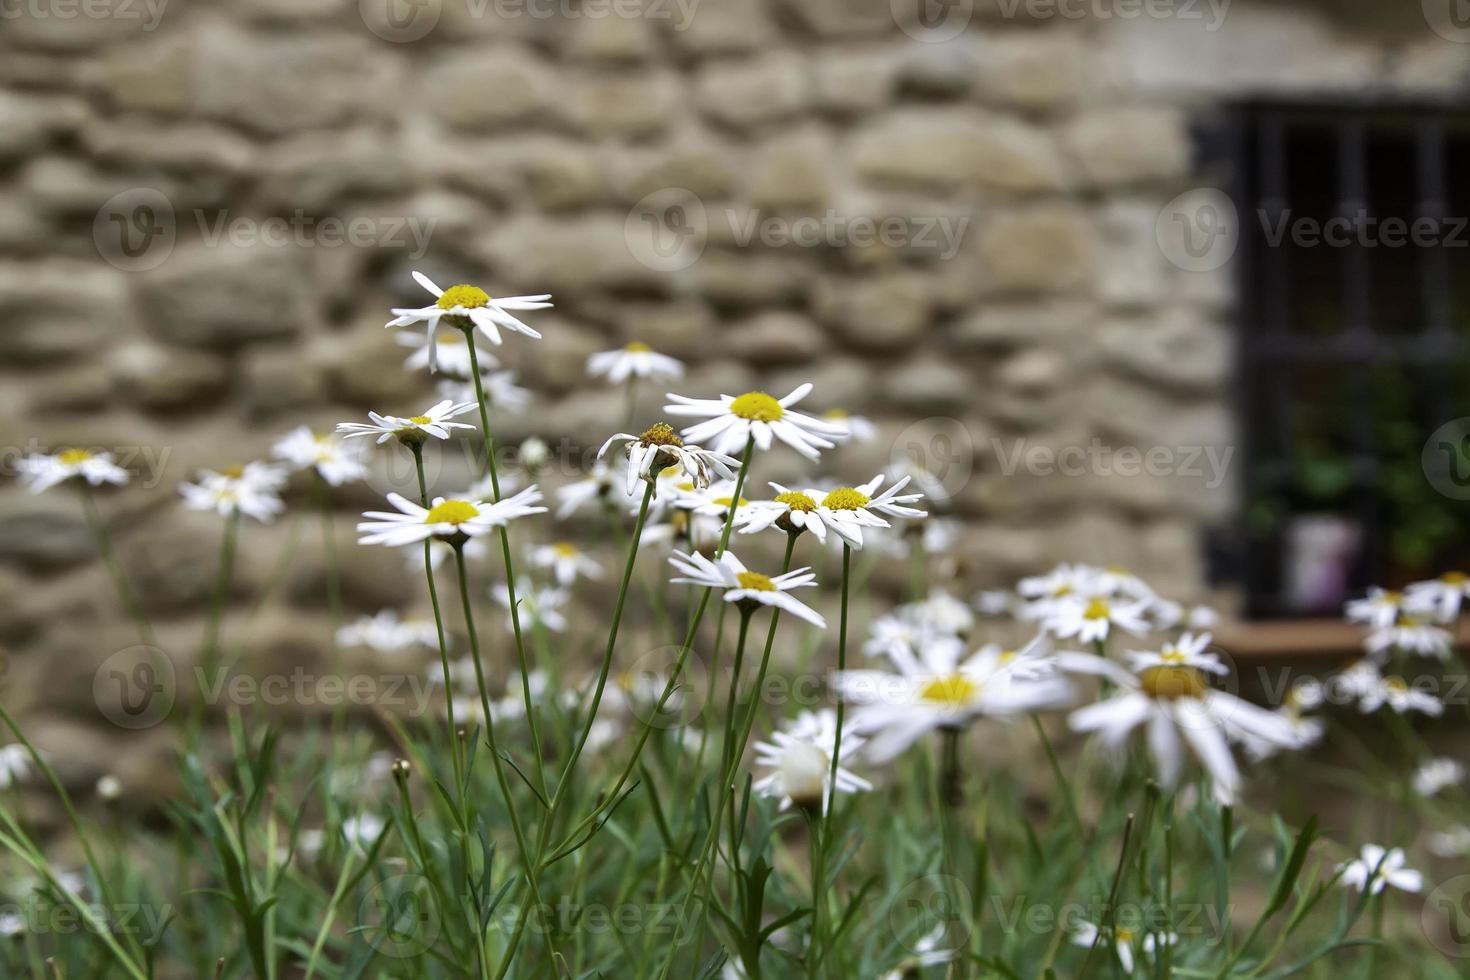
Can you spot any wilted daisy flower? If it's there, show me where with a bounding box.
[1365,613,1453,661]
[822,409,877,443]
[599,423,738,497]
[341,813,387,852]
[386,271,551,370]
[1407,572,1470,621]
[555,460,639,518]
[664,382,844,461]
[357,487,545,547]
[587,342,684,384]
[1126,633,1227,676]
[337,400,477,446]
[397,326,498,378]
[1045,595,1150,645]
[179,463,286,523]
[778,475,927,550]
[492,583,569,634]
[336,610,439,652]
[1061,654,1301,804]
[529,542,602,586]
[1414,757,1464,797]
[272,427,367,487]
[1337,845,1422,895]
[752,709,872,813]
[1346,587,1408,630]
[0,744,32,789]
[16,448,128,493]
[1069,921,1175,975]
[1359,675,1442,716]
[668,550,826,627]
[834,643,1074,763]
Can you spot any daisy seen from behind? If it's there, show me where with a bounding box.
[752,709,872,813]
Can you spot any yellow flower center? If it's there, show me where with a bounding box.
[823,409,850,420]
[1051,584,1072,598]
[998,650,1017,664]
[774,491,816,513]
[222,464,245,478]
[1443,571,1467,585]
[1382,590,1402,603]
[1083,598,1111,620]
[436,284,490,310]
[730,391,784,422]
[625,341,652,352]
[639,422,684,447]
[1139,666,1208,701]
[553,542,578,557]
[919,674,979,707]
[438,331,465,344]
[407,415,433,425]
[1160,648,1188,664]
[425,500,480,525]
[822,487,871,511]
[736,571,776,592]
[1116,928,1135,944]
[57,448,93,465]
[1384,676,1408,695]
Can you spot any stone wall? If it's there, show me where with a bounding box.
[2,0,1467,793]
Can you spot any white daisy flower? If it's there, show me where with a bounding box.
[1045,595,1151,645]
[1069,921,1175,975]
[1359,675,1443,716]
[1414,757,1464,797]
[341,813,387,852]
[734,486,826,542]
[0,912,23,937]
[555,461,639,519]
[16,448,128,493]
[1337,844,1422,895]
[1241,705,1325,763]
[336,399,478,446]
[598,423,739,498]
[664,382,845,461]
[975,590,1016,617]
[397,325,499,378]
[179,463,287,523]
[912,591,976,637]
[1365,614,1454,661]
[970,634,1061,680]
[752,709,872,813]
[492,583,569,634]
[357,487,546,548]
[863,612,953,665]
[386,271,551,371]
[1126,633,1227,676]
[878,925,958,979]
[1346,587,1408,630]
[1429,825,1470,857]
[1329,659,1384,703]
[821,409,877,444]
[528,542,602,586]
[776,475,927,550]
[1061,654,1301,804]
[336,609,439,652]
[518,437,550,472]
[0,744,32,789]
[1187,605,1222,630]
[1407,571,1470,621]
[272,426,367,487]
[834,643,1074,763]
[587,342,684,384]
[1090,566,1157,601]
[667,550,826,628]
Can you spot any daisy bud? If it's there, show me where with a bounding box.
[392,759,411,782]
[779,741,830,814]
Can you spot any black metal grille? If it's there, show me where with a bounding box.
[1228,99,1470,619]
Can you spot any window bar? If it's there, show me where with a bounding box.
[1415,119,1453,430]
[1257,109,1294,616]
[1336,116,1379,595]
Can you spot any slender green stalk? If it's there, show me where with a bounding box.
[189,509,241,737]
[78,485,155,648]
[461,325,547,798]
[824,544,852,820]
[719,609,755,778]
[452,542,560,969]
[410,443,462,784]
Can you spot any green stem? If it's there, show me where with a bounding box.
[190,509,240,737]
[78,486,155,648]
[825,544,852,819]
[410,443,462,785]
[719,609,756,779]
